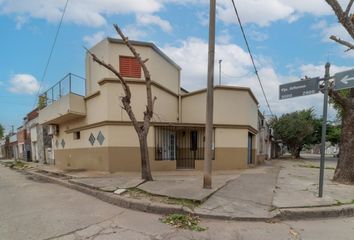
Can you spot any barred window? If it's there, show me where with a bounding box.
[155,126,215,161]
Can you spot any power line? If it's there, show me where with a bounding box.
[33,0,69,108]
[230,0,273,116]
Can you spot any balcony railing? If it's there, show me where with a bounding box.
[39,73,85,108]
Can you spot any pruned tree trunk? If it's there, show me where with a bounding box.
[326,0,354,183]
[333,96,354,183]
[138,134,153,180]
[85,24,156,181]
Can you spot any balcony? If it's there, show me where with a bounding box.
[38,73,86,125]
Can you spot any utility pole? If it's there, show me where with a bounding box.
[319,62,330,198]
[204,0,216,189]
[219,59,222,85]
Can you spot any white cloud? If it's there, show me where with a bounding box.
[136,14,172,32]
[313,20,352,43]
[0,0,347,29]
[162,37,351,119]
[163,37,252,91]
[300,64,352,78]
[15,15,27,29]
[122,25,148,40]
[216,29,232,44]
[0,0,163,27]
[217,0,294,27]
[83,31,106,47]
[248,29,269,42]
[166,0,347,27]
[8,74,39,95]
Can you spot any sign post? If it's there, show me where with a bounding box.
[318,63,330,198]
[279,64,354,198]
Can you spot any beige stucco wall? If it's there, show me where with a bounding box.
[86,39,180,96]
[181,88,259,129]
[54,124,255,172]
[38,93,86,124]
[103,82,179,123]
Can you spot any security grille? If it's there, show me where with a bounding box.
[155,126,215,169]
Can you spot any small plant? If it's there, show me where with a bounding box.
[38,94,47,109]
[298,164,335,170]
[125,188,200,209]
[351,199,354,204]
[161,213,206,231]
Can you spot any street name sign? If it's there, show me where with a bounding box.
[334,68,354,91]
[279,77,320,100]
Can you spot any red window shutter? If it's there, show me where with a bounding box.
[119,56,141,78]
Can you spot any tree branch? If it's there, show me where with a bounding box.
[113,24,156,135]
[326,0,354,40]
[329,35,354,51]
[329,88,348,107]
[84,47,140,132]
[345,0,354,17]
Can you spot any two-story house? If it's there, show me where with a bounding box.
[38,38,259,172]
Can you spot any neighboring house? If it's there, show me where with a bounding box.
[0,138,6,158]
[257,111,271,163]
[2,135,11,159]
[9,133,18,159]
[23,108,39,162]
[16,126,25,160]
[306,142,339,155]
[38,38,259,172]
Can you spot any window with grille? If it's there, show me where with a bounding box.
[119,56,141,78]
[155,126,215,161]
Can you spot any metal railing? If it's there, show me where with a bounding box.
[155,126,215,168]
[39,73,86,108]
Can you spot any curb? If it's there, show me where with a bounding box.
[24,168,275,222]
[9,166,354,222]
[278,205,354,220]
[25,169,190,215]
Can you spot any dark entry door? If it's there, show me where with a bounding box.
[248,133,253,164]
[176,130,197,169]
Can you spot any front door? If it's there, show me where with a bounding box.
[176,130,196,169]
[248,133,253,164]
[161,130,176,160]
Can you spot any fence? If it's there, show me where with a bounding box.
[39,73,86,108]
[154,125,215,164]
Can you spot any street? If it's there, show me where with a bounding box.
[1,165,354,240]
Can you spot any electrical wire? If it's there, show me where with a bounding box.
[230,0,273,116]
[33,0,69,108]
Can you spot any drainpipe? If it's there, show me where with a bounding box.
[178,69,182,123]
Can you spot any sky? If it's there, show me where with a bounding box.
[0,0,353,133]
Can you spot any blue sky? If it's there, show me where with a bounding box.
[0,0,353,133]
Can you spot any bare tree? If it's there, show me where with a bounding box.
[86,24,156,181]
[325,0,354,183]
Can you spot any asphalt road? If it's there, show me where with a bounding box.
[1,165,354,240]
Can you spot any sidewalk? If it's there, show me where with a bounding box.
[1,157,354,221]
[273,159,354,208]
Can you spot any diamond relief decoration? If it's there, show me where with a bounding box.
[89,133,96,146]
[61,139,65,148]
[97,131,105,146]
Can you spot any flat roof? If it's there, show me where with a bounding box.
[107,38,181,71]
[182,85,259,105]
